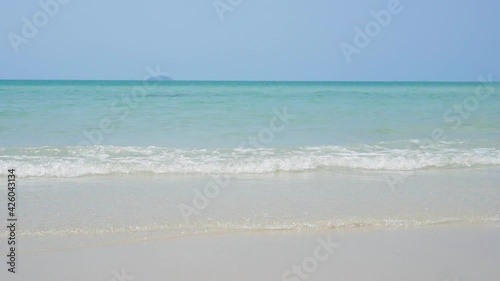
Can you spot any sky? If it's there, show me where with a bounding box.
[0,0,499,81]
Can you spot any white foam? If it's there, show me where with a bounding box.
[15,216,500,237]
[1,141,500,177]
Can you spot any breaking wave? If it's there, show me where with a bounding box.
[1,140,500,177]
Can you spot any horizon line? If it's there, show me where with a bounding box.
[0,79,497,83]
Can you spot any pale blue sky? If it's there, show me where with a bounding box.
[1,0,498,81]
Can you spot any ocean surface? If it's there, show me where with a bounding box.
[0,81,499,250]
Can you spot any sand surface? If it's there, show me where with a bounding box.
[3,224,500,281]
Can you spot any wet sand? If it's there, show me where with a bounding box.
[4,224,500,281]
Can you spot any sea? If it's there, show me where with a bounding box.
[0,80,499,250]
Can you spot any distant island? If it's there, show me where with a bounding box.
[147,75,173,81]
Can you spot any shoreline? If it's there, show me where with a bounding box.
[15,220,500,253]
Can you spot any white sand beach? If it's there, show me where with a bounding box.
[3,224,499,281]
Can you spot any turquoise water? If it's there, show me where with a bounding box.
[1,81,499,247]
[1,81,500,176]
